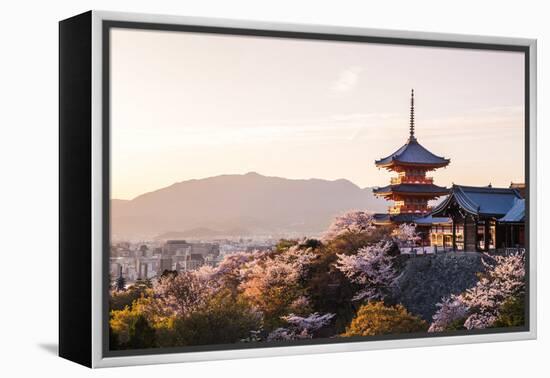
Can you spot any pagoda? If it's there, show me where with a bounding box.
[373,89,450,224]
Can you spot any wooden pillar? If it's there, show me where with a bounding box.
[463,218,467,252]
[452,220,457,251]
[505,224,509,248]
[474,219,479,252]
[511,225,515,247]
[484,220,490,251]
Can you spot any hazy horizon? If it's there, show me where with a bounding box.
[111,28,525,200]
[111,171,518,202]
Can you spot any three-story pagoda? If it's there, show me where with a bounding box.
[373,90,450,224]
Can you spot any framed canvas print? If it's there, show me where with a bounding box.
[59,10,537,368]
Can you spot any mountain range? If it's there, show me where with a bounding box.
[111,172,389,240]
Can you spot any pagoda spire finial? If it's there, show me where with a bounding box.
[409,88,415,139]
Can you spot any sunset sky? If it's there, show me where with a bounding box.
[110,28,525,200]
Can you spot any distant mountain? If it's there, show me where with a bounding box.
[111,172,389,240]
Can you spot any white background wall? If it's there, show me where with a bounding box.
[0,0,547,376]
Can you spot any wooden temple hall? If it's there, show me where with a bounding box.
[372,89,526,252]
[419,185,525,251]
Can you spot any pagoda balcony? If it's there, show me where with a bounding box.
[391,176,434,185]
[389,205,431,215]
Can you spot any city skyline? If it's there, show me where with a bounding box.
[111,29,525,200]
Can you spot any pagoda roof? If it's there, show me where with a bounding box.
[373,183,449,196]
[498,198,525,223]
[375,136,450,168]
[431,185,523,218]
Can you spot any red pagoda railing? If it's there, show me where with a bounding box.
[391,176,433,185]
[389,205,431,214]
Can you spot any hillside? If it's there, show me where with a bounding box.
[392,252,485,320]
[111,172,389,240]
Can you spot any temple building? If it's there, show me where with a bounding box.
[429,185,525,251]
[373,89,450,225]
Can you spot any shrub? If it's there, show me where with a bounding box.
[267,312,335,341]
[110,304,156,349]
[492,295,525,328]
[304,247,357,332]
[342,301,427,337]
[110,282,152,311]
[172,290,261,346]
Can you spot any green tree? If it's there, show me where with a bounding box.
[114,274,126,292]
[275,239,299,253]
[110,282,152,311]
[342,301,427,337]
[304,247,357,333]
[492,295,525,328]
[304,229,396,333]
[172,290,261,346]
[110,304,156,349]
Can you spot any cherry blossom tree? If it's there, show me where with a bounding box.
[154,271,214,316]
[240,246,316,328]
[461,251,525,329]
[289,296,311,313]
[392,223,421,249]
[267,312,335,341]
[428,295,468,332]
[335,241,398,301]
[429,251,525,331]
[240,246,315,295]
[195,250,266,293]
[216,250,266,278]
[322,210,375,242]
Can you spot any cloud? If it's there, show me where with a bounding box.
[331,66,363,93]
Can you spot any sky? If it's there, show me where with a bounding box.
[110,28,525,200]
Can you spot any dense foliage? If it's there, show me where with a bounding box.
[342,301,427,337]
[109,211,526,350]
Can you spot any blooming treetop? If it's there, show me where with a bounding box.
[322,210,375,242]
[428,296,468,332]
[154,271,214,316]
[239,245,316,296]
[392,223,420,247]
[195,250,266,286]
[267,312,335,341]
[335,241,398,301]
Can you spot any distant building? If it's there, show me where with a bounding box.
[163,240,219,257]
[138,244,149,257]
[162,240,220,272]
[159,257,173,273]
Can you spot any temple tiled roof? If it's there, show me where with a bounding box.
[375,137,450,168]
[498,198,525,223]
[432,185,523,218]
[414,214,452,225]
[373,183,449,196]
[372,213,391,224]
